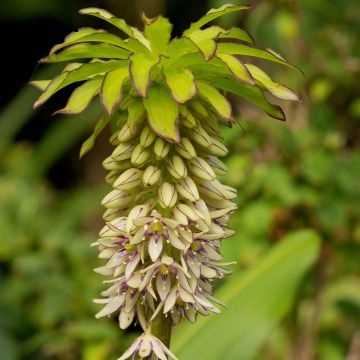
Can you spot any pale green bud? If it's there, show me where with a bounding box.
[176,176,199,202]
[190,101,208,118]
[103,157,132,171]
[109,130,120,145]
[204,155,228,175]
[197,179,234,200]
[101,189,133,209]
[167,155,187,179]
[111,143,134,161]
[118,123,137,142]
[142,165,161,187]
[154,138,171,159]
[105,170,121,185]
[207,138,228,157]
[131,144,151,166]
[113,168,142,190]
[180,106,196,129]
[140,126,156,147]
[188,125,212,148]
[158,182,178,208]
[103,207,129,221]
[175,138,196,160]
[188,157,216,181]
[174,204,199,222]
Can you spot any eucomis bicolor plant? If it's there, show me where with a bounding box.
[32,4,301,359]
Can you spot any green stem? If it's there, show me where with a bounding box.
[151,312,172,348]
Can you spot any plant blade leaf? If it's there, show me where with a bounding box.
[143,85,179,142]
[164,68,196,104]
[173,229,321,360]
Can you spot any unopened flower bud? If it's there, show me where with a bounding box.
[204,155,228,175]
[190,101,208,118]
[207,137,228,157]
[142,165,161,187]
[197,179,234,200]
[188,125,212,148]
[175,138,196,160]
[167,155,187,179]
[193,199,211,226]
[180,106,196,129]
[101,189,133,209]
[111,143,134,161]
[140,126,156,147]
[158,182,178,208]
[110,130,120,145]
[118,123,137,142]
[176,176,200,202]
[174,204,199,222]
[113,168,142,190]
[105,170,120,185]
[131,144,151,166]
[189,157,216,181]
[154,138,171,159]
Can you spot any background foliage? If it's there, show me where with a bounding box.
[0,0,359,359]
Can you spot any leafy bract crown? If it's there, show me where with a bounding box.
[32,4,300,153]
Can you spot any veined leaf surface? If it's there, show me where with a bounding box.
[164,68,196,104]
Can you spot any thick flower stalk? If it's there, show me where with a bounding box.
[32,4,300,359]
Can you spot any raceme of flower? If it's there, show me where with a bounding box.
[31,3,301,359]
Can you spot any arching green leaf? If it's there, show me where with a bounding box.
[54,78,102,115]
[164,68,196,104]
[173,230,321,360]
[213,77,286,120]
[30,80,51,91]
[183,4,249,36]
[101,66,129,115]
[80,115,111,158]
[216,53,255,84]
[197,80,232,120]
[129,53,158,97]
[41,43,130,63]
[79,8,134,37]
[143,85,179,142]
[245,64,301,101]
[144,15,172,56]
[218,26,254,44]
[217,43,302,73]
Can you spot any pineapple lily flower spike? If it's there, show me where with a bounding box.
[32,3,301,359]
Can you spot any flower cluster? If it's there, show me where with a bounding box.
[32,3,300,359]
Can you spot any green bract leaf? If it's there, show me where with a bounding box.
[216,53,255,84]
[217,43,302,73]
[101,66,129,115]
[79,8,134,37]
[218,26,254,44]
[144,15,172,56]
[173,230,321,360]
[129,53,158,97]
[41,43,130,63]
[143,85,179,142]
[183,3,249,36]
[187,26,225,61]
[80,114,111,158]
[197,80,232,120]
[245,64,301,101]
[127,99,146,133]
[166,38,199,68]
[54,78,102,115]
[34,61,126,108]
[213,77,286,120]
[30,80,51,91]
[164,68,196,104]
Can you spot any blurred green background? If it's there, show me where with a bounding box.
[0,0,359,359]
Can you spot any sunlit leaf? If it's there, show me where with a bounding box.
[166,38,199,68]
[144,15,172,56]
[183,4,249,36]
[173,229,321,360]
[213,77,286,120]
[54,78,102,115]
[143,85,179,142]
[164,68,196,104]
[217,43,302,73]
[216,53,255,84]
[80,115,111,158]
[79,7,134,37]
[197,80,232,120]
[29,80,51,91]
[101,66,129,115]
[41,43,130,63]
[127,99,146,133]
[245,64,301,101]
[129,53,158,97]
[187,26,224,61]
[218,26,254,44]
